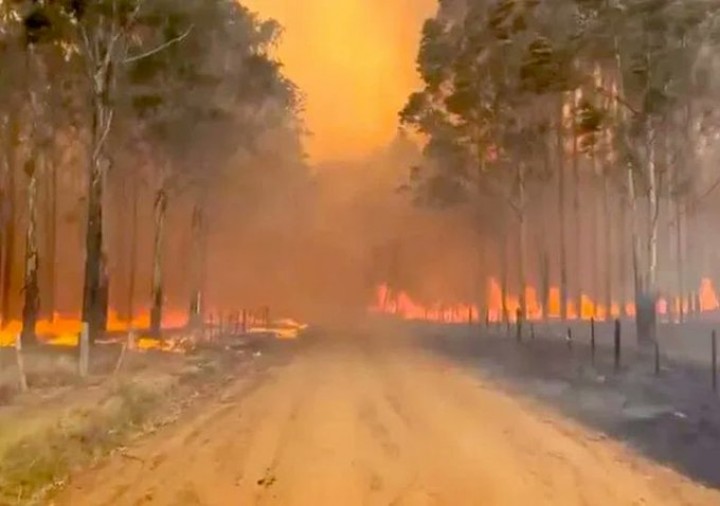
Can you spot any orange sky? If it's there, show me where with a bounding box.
[244,0,437,163]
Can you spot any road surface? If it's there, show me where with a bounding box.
[54,330,720,505]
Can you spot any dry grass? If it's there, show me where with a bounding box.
[0,343,241,506]
[0,373,175,505]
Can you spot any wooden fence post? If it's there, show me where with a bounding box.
[79,322,90,379]
[712,330,717,393]
[566,327,573,351]
[590,318,596,365]
[614,319,621,372]
[516,308,523,343]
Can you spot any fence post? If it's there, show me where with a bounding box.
[590,318,596,365]
[654,339,661,376]
[516,308,523,343]
[79,322,90,379]
[114,329,135,376]
[712,330,717,393]
[614,319,621,372]
[15,334,28,392]
[566,327,573,351]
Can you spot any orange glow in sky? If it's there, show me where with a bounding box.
[244,0,437,162]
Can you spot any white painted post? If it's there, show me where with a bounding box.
[79,322,90,378]
[15,334,28,392]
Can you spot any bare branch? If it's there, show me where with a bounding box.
[92,109,114,163]
[592,84,641,117]
[125,25,194,64]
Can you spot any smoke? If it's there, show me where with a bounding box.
[243,0,437,162]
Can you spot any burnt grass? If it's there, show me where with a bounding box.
[415,319,720,490]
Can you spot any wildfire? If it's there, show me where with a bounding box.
[0,309,189,348]
[0,306,310,353]
[246,318,308,340]
[371,278,720,323]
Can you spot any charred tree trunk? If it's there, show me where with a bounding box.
[82,114,109,343]
[21,157,40,347]
[517,163,528,319]
[556,95,568,320]
[590,154,600,319]
[0,122,8,327]
[126,175,139,325]
[82,60,114,344]
[571,91,582,317]
[1,115,19,327]
[637,116,659,346]
[188,201,205,328]
[44,153,57,320]
[500,227,509,324]
[603,176,613,318]
[150,186,168,339]
[22,49,41,347]
[675,200,684,323]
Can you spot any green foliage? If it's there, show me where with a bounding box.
[402,0,720,208]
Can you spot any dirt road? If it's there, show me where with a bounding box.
[54,331,720,506]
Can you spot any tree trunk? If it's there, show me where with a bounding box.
[0,122,8,327]
[500,227,509,324]
[603,176,613,319]
[126,175,139,326]
[22,49,41,347]
[571,91,582,317]
[517,164,527,319]
[21,156,40,347]
[82,47,118,344]
[675,200,684,323]
[590,154,599,319]
[556,94,568,320]
[44,153,57,320]
[150,186,168,339]
[188,201,205,328]
[82,95,111,344]
[636,118,659,346]
[1,115,19,327]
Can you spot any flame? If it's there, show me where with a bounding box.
[246,318,308,340]
[700,278,720,312]
[371,278,720,323]
[0,309,188,348]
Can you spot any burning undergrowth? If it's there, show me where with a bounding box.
[0,325,285,505]
[371,278,720,324]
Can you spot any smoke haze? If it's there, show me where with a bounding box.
[243,0,437,162]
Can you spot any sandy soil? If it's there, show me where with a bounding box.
[52,331,720,506]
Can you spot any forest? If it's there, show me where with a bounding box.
[2,0,720,349]
[389,0,720,343]
[4,1,720,504]
[0,0,307,347]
